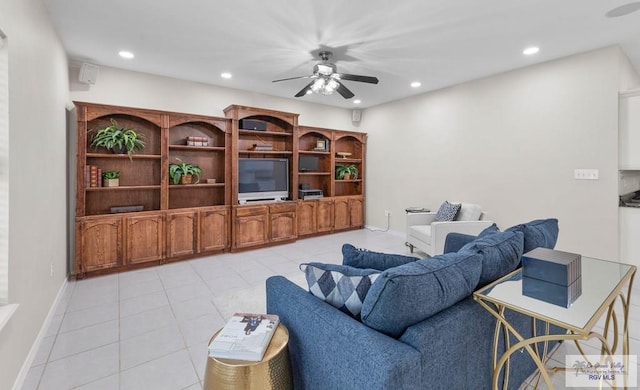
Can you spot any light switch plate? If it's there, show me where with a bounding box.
[574,169,599,180]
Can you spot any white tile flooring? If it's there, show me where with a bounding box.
[19,229,639,390]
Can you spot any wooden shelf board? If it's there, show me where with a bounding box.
[335,179,363,183]
[240,150,293,155]
[299,150,331,155]
[86,185,161,191]
[335,158,362,163]
[298,172,331,176]
[239,129,292,137]
[86,153,161,159]
[169,183,225,188]
[169,145,225,151]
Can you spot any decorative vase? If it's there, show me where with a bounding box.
[104,178,119,187]
[180,174,193,184]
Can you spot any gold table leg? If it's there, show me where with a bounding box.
[476,293,632,390]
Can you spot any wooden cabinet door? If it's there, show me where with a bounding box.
[333,198,350,230]
[317,198,334,232]
[166,211,196,258]
[297,201,317,236]
[125,214,164,265]
[269,203,297,242]
[76,216,123,275]
[349,196,364,228]
[270,211,297,242]
[234,206,269,249]
[199,206,229,252]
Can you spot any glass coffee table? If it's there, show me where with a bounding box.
[473,256,636,389]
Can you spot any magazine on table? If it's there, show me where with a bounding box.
[208,313,280,361]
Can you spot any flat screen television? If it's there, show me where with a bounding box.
[238,158,289,203]
[299,155,320,172]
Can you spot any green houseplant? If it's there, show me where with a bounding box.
[102,171,120,187]
[90,119,145,159]
[169,158,202,184]
[336,164,359,180]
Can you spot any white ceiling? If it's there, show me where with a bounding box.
[43,0,640,109]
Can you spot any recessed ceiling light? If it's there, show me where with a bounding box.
[220,72,232,79]
[306,90,313,94]
[118,51,134,59]
[353,99,361,104]
[606,2,640,17]
[523,46,540,56]
[410,81,421,88]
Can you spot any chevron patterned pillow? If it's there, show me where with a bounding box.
[301,262,380,319]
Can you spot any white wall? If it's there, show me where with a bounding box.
[70,65,358,131]
[362,46,631,260]
[0,0,69,388]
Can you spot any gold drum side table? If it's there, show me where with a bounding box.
[203,323,292,390]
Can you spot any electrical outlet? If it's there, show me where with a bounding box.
[574,169,599,180]
[384,210,392,217]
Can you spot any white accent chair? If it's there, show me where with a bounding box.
[406,203,493,256]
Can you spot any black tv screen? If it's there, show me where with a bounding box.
[238,158,289,201]
[299,155,319,172]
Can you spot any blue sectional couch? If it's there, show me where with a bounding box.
[266,219,562,389]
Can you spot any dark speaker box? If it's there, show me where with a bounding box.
[239,119,267,131]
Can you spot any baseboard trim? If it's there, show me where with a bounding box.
[12,277,70,390]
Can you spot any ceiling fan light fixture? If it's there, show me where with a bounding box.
[315,63,335,76]
[324,79,339,94]
[310,78,326,93]
[273,49,377,99]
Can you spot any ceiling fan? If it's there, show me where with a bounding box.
[272,51,379,99]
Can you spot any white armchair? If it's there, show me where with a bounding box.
[406,203,493,256]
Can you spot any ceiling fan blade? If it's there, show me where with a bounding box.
[339,73,379,84]
[294,81,315,97]
[336,81,355,99]
[272,75,312,83]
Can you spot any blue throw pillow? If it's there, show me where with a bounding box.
[442,224,500,254]
[342,243,419,271]
[435,201,461,221]
[361,251,482,337]
[460,230,525,286]
[478,223,500,237]
[301,262,380,319]
[505,218,559,253]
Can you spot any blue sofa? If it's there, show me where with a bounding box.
[266,219,562,389]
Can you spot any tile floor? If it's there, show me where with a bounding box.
[19,229,639,390]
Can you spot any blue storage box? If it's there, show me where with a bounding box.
[522,247,581,286]
[522,276,582,307]
[521,247,582,307]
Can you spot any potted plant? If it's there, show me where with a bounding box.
[336,164,359,180]
[102,171,120,187]
[169,158,202,184]
[90,119,145,159]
